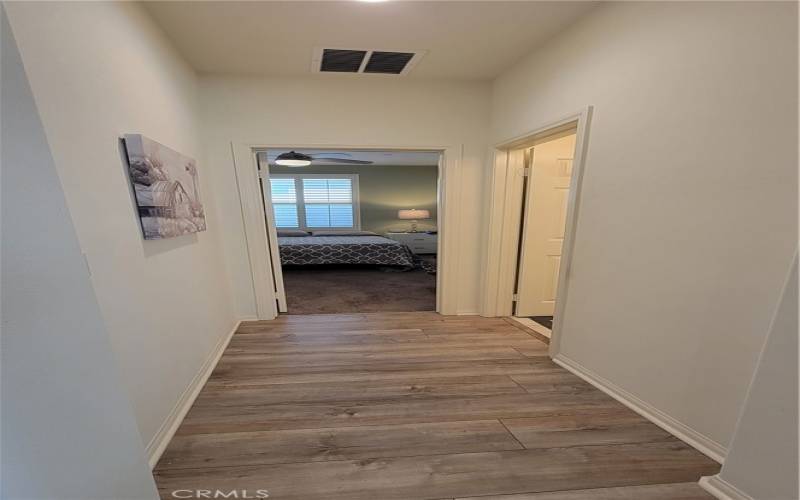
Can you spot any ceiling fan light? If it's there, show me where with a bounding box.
[275,159,311,167]
[275,151,312,167]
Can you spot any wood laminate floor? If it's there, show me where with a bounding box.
[154,312,720,500]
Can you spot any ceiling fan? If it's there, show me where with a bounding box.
[273,151,373,167]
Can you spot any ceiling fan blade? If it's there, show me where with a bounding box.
[310,152,352,157]
[312,158,373,164]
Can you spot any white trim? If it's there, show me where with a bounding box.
[548,110,591,356]
[479,148,509,317]
[480,107,593,361]
[699,475,755,500]
[145,319,242,468]
[552,352,727,463]
[268,173,361,231]
[233,144,279,320]
[259,164,288,312]
[233,142,460,319]
[510,316,552,339]
[497,148,526,317]
[438,145,462,315]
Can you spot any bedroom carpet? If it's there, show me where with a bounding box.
[282,265,436,314]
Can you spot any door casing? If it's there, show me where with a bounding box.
[480,106,593,357]
[233,142,459,319]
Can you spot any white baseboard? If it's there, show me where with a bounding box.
[552,353,726,463]
[699,475,754,500]
[145,319,241,468]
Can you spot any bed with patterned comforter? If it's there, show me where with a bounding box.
[278,235,415,269]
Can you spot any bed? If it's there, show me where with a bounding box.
[278,234,416,269]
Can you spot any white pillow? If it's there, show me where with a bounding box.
[277,229,310,237]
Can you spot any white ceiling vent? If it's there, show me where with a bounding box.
[312,48,425,76]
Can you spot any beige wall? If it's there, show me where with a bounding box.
[1,8,158,497]
[490,1,797,451]
[706,255,798,500]
[269,164,439,234]
[200,75,490,317]
[4,1,237,453]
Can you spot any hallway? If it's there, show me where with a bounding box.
[154,312,719,499]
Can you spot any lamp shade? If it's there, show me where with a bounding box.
[398,209,430,220]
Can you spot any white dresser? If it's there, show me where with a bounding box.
[385,232,438,254]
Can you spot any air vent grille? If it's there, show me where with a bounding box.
[320,49,367,73]
[314,48,424,76]
[364,51,415,74]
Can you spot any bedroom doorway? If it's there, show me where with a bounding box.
[255,149,441,315]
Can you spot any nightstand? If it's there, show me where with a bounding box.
[385,232,438,254]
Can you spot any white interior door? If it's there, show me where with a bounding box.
[258,159,288,313]
[515,133,576,318]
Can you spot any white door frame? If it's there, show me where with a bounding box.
[232,142,461,320]
[481,106,593,356]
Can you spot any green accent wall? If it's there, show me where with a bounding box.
[269,164,438,234]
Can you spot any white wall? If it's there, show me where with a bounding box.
[4,1,237,452]
[704,255,798,500]
[1,7,158,498]
[490,1,797,451]
[200,76,491,316]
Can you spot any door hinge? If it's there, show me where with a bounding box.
[521,167,530,177]
[512,293,519,302]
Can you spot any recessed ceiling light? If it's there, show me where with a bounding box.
[358,0,388,3]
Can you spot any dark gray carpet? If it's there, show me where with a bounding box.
[282,265,436,315]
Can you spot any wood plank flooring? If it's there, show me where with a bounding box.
[154,312,719,499]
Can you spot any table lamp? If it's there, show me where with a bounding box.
[397,209,431,233]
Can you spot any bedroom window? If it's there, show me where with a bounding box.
[269,174,360,230]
